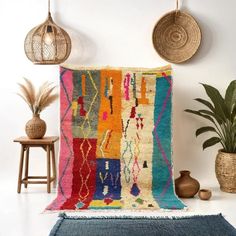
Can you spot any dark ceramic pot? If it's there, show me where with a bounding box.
[175,170,200,198]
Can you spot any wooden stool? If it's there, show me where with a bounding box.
[14,136,59,193]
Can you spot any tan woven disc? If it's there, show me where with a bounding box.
[152,10,201,63]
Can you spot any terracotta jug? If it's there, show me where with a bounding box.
[175,170,200,198]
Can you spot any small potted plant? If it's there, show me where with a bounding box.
[185,80,236,193]
[18,78,58,139]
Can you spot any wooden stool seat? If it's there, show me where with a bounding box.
[14,136,59,193]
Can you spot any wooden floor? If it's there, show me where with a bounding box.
[1,179,236,236]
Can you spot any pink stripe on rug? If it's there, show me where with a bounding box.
[47,68,74,210]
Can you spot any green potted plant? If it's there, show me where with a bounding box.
[185,80,236,193]
[18,78,58,139]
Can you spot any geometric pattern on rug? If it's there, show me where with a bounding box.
[46,65,186,211]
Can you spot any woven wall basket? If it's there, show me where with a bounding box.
[152,10,201,63]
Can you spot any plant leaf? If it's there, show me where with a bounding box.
[39,94,59,111]
[198,109,223,124]
[184,109,215,123]
[196,126,217,137]
[17,93,34,113]
[23,78,36,104]
[201,83,229,120]
[18,83,35,112]
[194,98,215,112]
[225,80,236,114]
[202,137,221,150]
[35,81,52,106]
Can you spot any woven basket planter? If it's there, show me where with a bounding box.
[215,150,236,193]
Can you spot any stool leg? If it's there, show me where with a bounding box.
[51,144,57,185]
[47,145,51,193]
[17,145,25,193]
[24,147,29,188]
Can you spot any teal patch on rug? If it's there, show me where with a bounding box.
[49,213,236,236]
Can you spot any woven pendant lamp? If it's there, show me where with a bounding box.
[24,0,71,65]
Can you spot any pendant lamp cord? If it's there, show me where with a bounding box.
[175,0,179,21]
[48,0,51,14]
[176,0,179,11]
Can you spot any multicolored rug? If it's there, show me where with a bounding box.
[47,65,185,211]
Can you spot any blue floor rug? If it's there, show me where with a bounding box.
[50,213,236,236]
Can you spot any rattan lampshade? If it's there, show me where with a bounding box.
[24,0,71,65]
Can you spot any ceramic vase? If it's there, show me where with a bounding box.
[198,189,212,200]
[175,170,200,198]
[25,114,46,139]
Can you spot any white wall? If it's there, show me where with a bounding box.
[0,0,235,188]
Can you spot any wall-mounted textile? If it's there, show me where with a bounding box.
[46,65,185,211]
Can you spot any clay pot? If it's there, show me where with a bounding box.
[25,114,46,139]
[215,150,236,193]
[198,189,212,200]
[175,170,200,198]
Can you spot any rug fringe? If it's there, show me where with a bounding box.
[43,207,188,214]
[60,64,172,72]
[57,213,223,220]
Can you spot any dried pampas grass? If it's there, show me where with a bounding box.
[18,78,58,115]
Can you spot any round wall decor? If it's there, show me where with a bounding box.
[152,10,201,63]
